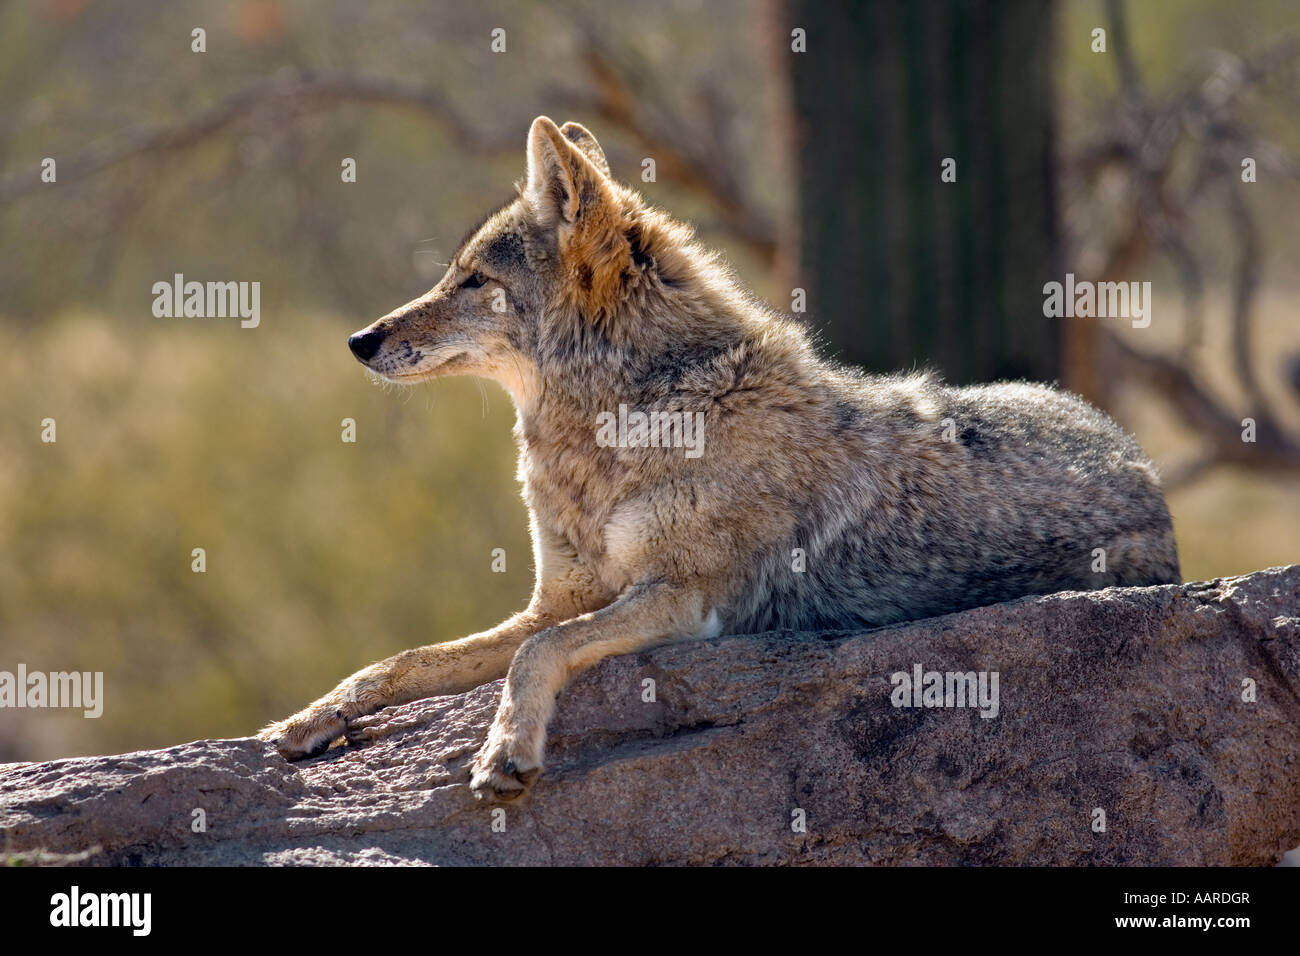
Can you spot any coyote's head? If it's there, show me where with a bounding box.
[347,115,754,407]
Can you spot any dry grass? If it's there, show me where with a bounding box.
[0,312,531,761]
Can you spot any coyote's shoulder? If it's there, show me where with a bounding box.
[261,116,1179,802]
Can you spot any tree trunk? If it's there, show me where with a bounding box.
[786,0,1061,384]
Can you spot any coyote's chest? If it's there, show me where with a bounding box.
[518,427,634,571]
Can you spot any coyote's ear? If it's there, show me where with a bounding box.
[558,121,610,178]
[524,115,612,226]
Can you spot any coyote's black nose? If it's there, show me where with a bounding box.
[348,329,386,363]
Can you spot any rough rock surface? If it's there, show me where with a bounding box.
[2,567,1299,866]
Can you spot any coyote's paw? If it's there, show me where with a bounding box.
[258,704,351,761]
[258,681,386,761]
[469,729,543,803]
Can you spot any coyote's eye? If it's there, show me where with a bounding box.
[460,271,489,290]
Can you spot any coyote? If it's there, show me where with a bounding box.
[259,116,1180,801]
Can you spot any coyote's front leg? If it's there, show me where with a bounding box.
[257,609,553,760]
[470,580,713,802]
[259,527,614,760]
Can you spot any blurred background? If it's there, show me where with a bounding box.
[1,0,1297,762]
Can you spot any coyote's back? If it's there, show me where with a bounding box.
[726,368,1179,634]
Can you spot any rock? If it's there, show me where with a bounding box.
[2,567,1298,866]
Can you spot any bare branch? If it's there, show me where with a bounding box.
[1101,326,1300,473]
[1064,4,1300,489]
[1105,0,1145,106]
[2,57,780,278]
[1223,180,1268,413]
[0,71,514,203]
